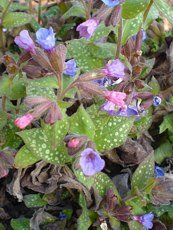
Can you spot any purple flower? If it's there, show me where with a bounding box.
[101,0,120,7]
[153,96,161,107]
[101,101,116,116]
[154,166,165,177]
[36,27,55,51]
[79,148,105,176]
[76,18,99,39]
[103,59,125,79]
[133,212,154,230]
[14,30,36,53]
[64,59,77,77]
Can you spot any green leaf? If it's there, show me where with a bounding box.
[62,3,85,20]
[154,141,173,164]
[128,221,146,230]
[75,169,95,189]
[26,81,56,101]
[0,223,5,230]
[31,76,58,89]
[149,76,160,95]
[93,113,134,152]
[10,3,28,11]
[11,218,30,230]
[143,5,159,29]
[140,58,155,78]
[0,111,7,129]
[14,145,40,169]
[131,154,155,192]
[153,0,173,24]
[0,0,9,10]
[77,194,92,230]
[122,13,143,45]
[160,115,173,134]
[93,172,120,198]
[122,0,150,19]
[109,215,121,230]
[1,119,22,149]
[91,23,113,42]
[3,12,32,29]
[67,38,104,72]
[89,42,116,59]
[69,105,95,139]
[17,121,71,164]
[134,110,152,137]
[24,194,47,208]
[0,75,26,100]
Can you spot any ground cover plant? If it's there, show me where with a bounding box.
[0,0,173,229]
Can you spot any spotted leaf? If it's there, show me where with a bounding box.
[75,169,94,189]
[17,127,71,165]
[122,13,143,45]
[24,194,47,208]
[128,221,146,230]
[122,0,150,19]
[26,81,56,101]
[69,105,95,140]
[10,218,30,230]
[67,38,103,72]
[93,173,120,198]
[131,154,155,193]
[91,23,113,42]
[153,0,173,24]
[93,114,134,152]
[14,145,40,169]
[3,12,32,29]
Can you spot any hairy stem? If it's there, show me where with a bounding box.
[143,0,153,24]
[115,15,123,59]
[38,0,42,24]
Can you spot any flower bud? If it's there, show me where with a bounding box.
[14,113,34,129]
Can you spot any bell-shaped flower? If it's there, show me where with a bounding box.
[36,27,55,51]
[103,59,125,79]
[133,212,154,230]
[104,91,126,109]
[79,148,105,176]
[14,30,36,53]
[14,113,34,129]
[101,0,121,7]
[64,59,77,77]
[76,18,99,39]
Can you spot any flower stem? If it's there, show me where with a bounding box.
[115,11,123,59]
[38,0,42,24]
[143,0,153,24]
[2,96,6,112]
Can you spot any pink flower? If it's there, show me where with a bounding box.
[104,91,126,109]
[14,30,36,53]
[76,18,99,39]
[14,113,34,129]
[68,138,80,148]
[103,59,125,79]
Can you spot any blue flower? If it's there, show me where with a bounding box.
[153,96,161,107]
[101,0,120,7]
[133,212,154,230]
[154,166,165,177]
[36,27,55,51]
[64,59,77,77]
[59,212,66,221]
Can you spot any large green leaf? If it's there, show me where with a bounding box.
[122,0,150,19]
[89,42,116,59]
[154,141,173,164]
[14,145,40,169]
[0,0,9,10]
[128,221,146,230]
[11,218,30,230]
[122,13,143,45]
[90,23,113,42]
[17,119,71,164]
[131,154,155,193]
[69,105,95,140]
[62,2,85,20]
[153,0,173,24]
[3,12,32,29]
[67,38,104,72]
[93,113,134,152]
[24,194,47,208]
[159,114,173,134]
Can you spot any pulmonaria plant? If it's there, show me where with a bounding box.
[64,59,77,77]
[14,30,36,54]
[79,148,105,176]
[36,27,55,51]
[101,0,122,7]
[76,18,99,39]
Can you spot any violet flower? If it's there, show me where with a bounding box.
[79,148,105,176]
[14,113,34,129]
[153,96,161,107]
[133,212,154,230]
[64,59,77,77]
[36,27,55,51]
[103,59,125,79]
[154,166,165,177]
[101,0,120,7]
[14,30,36,53]
[76,18,99,39]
